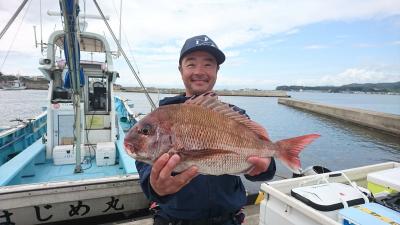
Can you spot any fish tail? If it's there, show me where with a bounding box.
[274,134,320,173]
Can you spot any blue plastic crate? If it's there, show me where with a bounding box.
[338,203,400,225]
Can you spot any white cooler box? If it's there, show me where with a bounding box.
[53,145,86,165]
[291,183,368,211]
[367,167,400,196]
[96,142,116,166]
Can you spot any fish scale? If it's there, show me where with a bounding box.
[171,104,263,153]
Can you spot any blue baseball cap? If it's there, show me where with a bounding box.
[179,35,225,65]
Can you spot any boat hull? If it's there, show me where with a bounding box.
[2,86,27,90]
[0,175,149,224]
[0,97,147,224]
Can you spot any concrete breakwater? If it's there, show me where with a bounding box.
[278,98,400,136]
[216,89,289,97]
[121,87,290,97]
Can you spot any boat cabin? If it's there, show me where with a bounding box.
[39,30,119,161]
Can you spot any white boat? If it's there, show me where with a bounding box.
[2,1,398,225]
[2,79,26,90]
[0,1,152,224]
[259,162,400,225]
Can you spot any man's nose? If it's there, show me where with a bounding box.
[193,65,206,75]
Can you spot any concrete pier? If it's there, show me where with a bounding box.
[119,87,290,97]
[278,98,400,136]
[216,90,289,97]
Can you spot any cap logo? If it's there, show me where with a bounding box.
[195,36,216,47]
[180,35,225,64]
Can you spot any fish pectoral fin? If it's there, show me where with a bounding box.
[178,148,237,160]
[167,148,179,155]
[166,145,186,155]
[166,137,185,155]
[240,165,254,175]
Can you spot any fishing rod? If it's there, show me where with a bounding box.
[0,0,29,40]
[93,0,157,111]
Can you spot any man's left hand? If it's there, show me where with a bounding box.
[246,157,271,176]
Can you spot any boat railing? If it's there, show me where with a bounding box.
[114,96,138,128]
[0,139,46,186]
[0,112,47,166]
[113,96,139,174]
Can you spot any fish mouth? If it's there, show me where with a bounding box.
[123,142,152,162]
[124,142,137,154]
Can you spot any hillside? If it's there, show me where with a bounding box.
[276,81,400,93]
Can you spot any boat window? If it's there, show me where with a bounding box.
[87,76,109,113]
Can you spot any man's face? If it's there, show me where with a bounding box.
[179,51,219,97]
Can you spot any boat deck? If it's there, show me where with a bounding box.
[101,204,261,225]
[18,159,125,185]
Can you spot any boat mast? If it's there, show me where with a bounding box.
[0,0,29,40]
[59,0,83,173]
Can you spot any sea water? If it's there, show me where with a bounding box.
[1,90,399,193]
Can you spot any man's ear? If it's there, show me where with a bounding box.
[216,65,220,72]
[178,65,182,73]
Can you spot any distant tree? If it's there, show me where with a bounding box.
[275,82,400,93]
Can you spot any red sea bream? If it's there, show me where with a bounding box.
[124,92,320,175]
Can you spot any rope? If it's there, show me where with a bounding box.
[111,0,141,75]
[93,0,156,110]
[0,0,33,71]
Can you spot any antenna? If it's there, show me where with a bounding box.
[32,1,45,52]
[47,10,110,20]
[40,0,43,53]
[84,0,86,29]
[118,0,122,57]
[33,26,38,48]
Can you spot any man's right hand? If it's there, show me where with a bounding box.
[150,153,198,196]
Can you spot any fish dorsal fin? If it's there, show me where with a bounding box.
[185,92,270,141]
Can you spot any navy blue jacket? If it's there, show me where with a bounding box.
[135,94,276,220]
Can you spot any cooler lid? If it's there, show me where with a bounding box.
[291,183,366,211]
[367,167,400,192]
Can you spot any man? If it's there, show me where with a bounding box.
[135,35,276,225]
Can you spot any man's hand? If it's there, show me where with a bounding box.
[246,157,271,176]
[150,153,198,196]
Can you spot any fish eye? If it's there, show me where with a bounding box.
[140,124,152,135]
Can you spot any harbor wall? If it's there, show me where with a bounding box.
[0,76,49,90]
[216,90,289,97]
[278,98,400,136]
[120,87,290,97]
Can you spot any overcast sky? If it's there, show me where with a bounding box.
[1,0,399,90]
